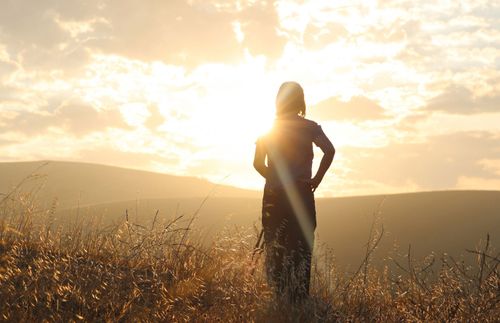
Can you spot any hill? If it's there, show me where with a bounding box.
[58,190,500,270]
[0,160,259,209]
[1,161,497,268]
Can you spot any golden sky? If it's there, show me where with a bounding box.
[1,0,500,196]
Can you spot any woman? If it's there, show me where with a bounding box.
[253,81,334,303]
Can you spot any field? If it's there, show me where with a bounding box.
[0,174,499,321]
[57,190,500,271]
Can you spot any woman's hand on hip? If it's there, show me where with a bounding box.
[303,177,321,192]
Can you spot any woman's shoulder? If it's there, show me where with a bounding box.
[301,117,321,128]
[301,117,325,139]
[303,117,318,124]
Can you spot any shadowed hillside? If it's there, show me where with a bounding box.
[0,161,259,209]
[316,191,500,270]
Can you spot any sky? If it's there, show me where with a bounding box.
[1,0,499,197]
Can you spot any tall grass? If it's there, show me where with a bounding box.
[0,181,498,322]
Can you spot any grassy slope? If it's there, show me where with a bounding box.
[2,160,498,267]
[58,191,500,270]
[1,189,498,322]
[0,160,259,209]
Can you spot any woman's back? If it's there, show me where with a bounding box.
[259,115,323,188]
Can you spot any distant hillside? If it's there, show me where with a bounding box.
[316,190,500,270]
[59,191,500,269]
[0,161,259,209]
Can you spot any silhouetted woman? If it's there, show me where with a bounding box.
[254,82,335,302]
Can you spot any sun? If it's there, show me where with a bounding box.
[186,88,276,149]
[190,105,274,150]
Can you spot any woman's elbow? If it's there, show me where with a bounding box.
[326,145,335,158]
[253,161,264,173]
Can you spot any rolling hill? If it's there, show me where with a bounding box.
[2,161,498,269]
[0,160,259,209]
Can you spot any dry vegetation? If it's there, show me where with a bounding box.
[0,178,499,322]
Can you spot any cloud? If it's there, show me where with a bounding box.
[386,2,500,72]
[0,1,68,49]
[56,102,130,135]
[342,131,500,189]
[144,104,166,130]
[94,0,287,66]
[424,85,500,114]
[1,100,129,136]
[0,61,17,81]
[235,3,287,58]
[309,96,388,121]
[0,139,17,147]
[0,0,94,72]
[303,22,347,50]
[89,0,239,67]
[0,84,24,105]
[395,113,429,133]
[0,0,287,71]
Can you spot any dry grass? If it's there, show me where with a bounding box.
[0,181,498,322]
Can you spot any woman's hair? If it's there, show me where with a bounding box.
[275,81,306,117]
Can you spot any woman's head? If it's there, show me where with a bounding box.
[275,81,306,117]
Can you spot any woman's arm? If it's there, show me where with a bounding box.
[253,140,268,179]
[310,133,335,191]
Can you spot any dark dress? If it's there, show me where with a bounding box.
[257,115,324,302]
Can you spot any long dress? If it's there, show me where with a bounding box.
[257,115,324,302]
